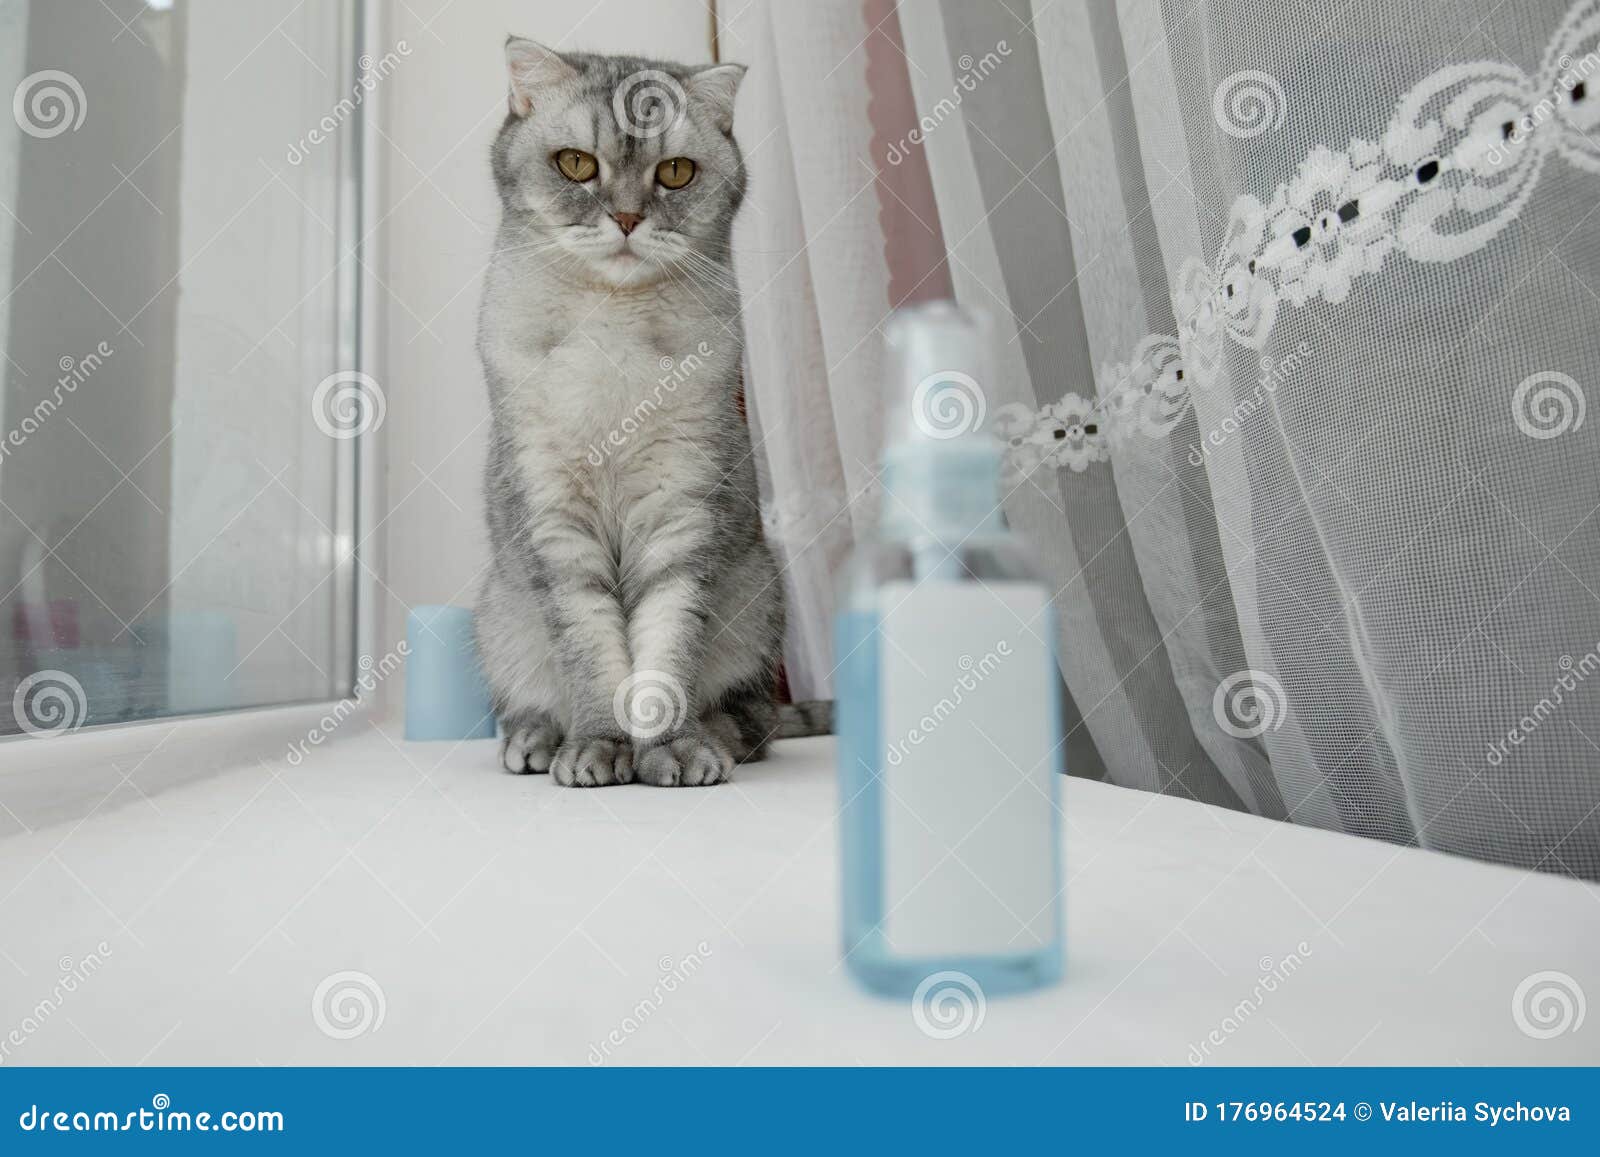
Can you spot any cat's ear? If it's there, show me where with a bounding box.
[688,63,746,134]
[505,36,576,117]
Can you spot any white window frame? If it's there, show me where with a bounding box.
[0,0,388,810]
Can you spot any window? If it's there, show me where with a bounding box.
[1,0,367,737]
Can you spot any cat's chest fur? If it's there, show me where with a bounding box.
[481,268,735,532]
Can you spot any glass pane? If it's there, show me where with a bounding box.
[0,0,359,735]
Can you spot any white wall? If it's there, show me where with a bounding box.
[374,0,713,671]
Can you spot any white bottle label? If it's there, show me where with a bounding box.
[878,580,1059,956]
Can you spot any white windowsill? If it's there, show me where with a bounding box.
[0,700,381,833]
[3,726,1596,1064]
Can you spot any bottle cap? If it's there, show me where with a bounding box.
[883,301,995,448]
[880,302,1003,537]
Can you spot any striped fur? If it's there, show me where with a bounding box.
[777,701,834,739]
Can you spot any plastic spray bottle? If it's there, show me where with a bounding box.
[835,302,1064,999]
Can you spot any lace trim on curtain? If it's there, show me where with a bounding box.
[997,0,1600,486]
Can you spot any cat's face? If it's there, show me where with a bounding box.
[492,39,747,288]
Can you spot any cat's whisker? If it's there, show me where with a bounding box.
[493,238,565,259]
[659,258,735,310]
[504,245,582,280]
[674,252,740,294]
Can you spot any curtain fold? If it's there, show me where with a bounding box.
[733,0,1600,879]
[724,0,897,699]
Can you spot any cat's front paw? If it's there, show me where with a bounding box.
[550,735,634,787]
[501,722,563,774]
[635,729,734,787]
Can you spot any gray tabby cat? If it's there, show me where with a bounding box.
[475,38,830,787]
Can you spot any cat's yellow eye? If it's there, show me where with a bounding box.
[555,148,597,182]
[655,157,696,189]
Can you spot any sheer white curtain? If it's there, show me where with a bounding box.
[731,0,1600,879]
[722,0,893,702]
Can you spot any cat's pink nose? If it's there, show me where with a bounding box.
[612,212,643,236]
